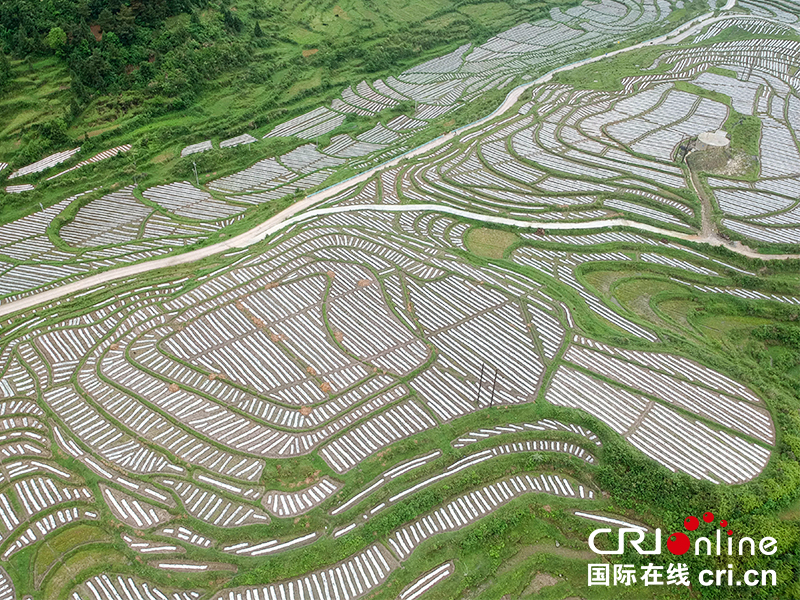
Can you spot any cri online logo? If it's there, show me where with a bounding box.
[588,511,778,557]
[668,511,725,555]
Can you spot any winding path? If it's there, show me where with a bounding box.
[1,0,796,320]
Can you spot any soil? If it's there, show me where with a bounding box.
[523,572,561,595]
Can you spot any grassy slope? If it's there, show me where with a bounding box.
[0,0,586,231]
[0,0,570,169]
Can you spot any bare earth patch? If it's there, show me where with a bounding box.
[152,152,174,164]
[524,572,561,595]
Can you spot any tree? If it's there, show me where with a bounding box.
[97,8,115,32]
[0,53,10,89]
[46,27,68,53]
[223,9,243,33]
[254,21,263,37]
[14,24,33,57]
[115,5,137,43]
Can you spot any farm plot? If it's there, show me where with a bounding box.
[4,184,34,193]
[157,525,213,549]
[388,473,594,559]
[44,386,183,476]
[157,478,271,527]
[222,531,317,557]
[513,246,661,341]
[0,208,596,536]
[123,533,184,554]
[452,419,602,449]
[196,0,683,209]
[0,155,787,599]
[320,401,436,473]
[0,183,243,303]
[371,81,699,229]
[58,186,151,248]
[65,214,581,479]
[0,198,784,598]
[2,507,98,560]
[215,545,396,600]
[332,439,599,525]
[9,147,81,179]
[101,485,170,529]
[646,34,800,243]
[143,182,244,221]
[562,345,773,443]
[2,5,799,599]
[400,562,454,600]
[262,478,341,517]
[544,350,772,484]
[72,576,200,600]
[0,568,12,600]
[181,140,213,157]
[0,0,757,308]
[46,145,131,180]
[331,450,442,518]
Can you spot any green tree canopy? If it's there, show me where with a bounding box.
[46,27,67,51]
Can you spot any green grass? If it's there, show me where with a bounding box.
[726,111,762,157]
[612,275,687,326]
[43,547,127,600]
[707,66,738,78]
[33,525,111,588]
[553,46,671,91]
[779,495,800,521]
[674,79,731,106]
[466,226,519,259]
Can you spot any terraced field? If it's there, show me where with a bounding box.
[0,198,792,596]
[0,0,799,598]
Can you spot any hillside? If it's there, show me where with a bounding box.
[0,0,799,597]
[0,0,575,168]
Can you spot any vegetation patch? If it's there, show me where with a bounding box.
[466,226,519,259]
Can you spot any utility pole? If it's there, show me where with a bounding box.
[489,369,498,408]
[476,363,485,406]
[192,160,199,186]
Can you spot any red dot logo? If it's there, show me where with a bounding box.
[728,530,733,536]
[667,532,691,555]
[684,516,699,531]
[702,512,714,523]
[720,519,728,527]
